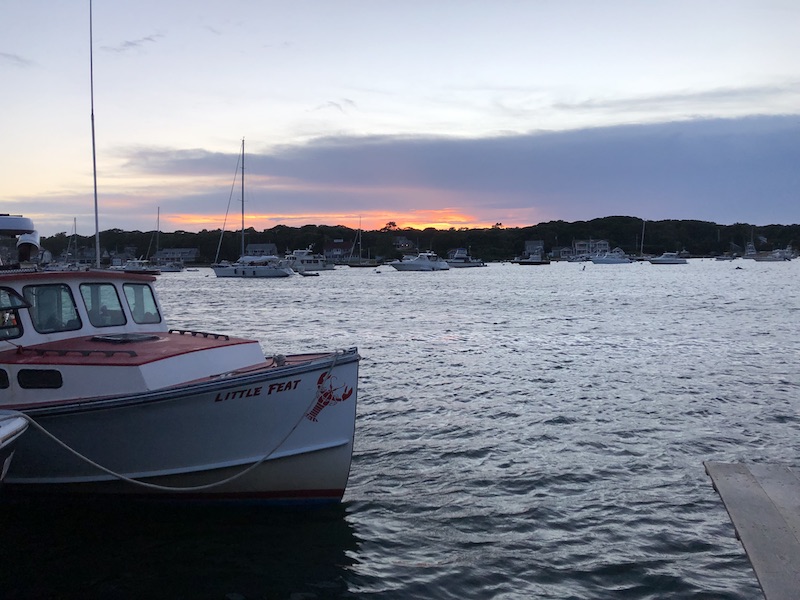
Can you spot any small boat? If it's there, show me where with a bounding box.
[648,252,688,265]
[1,410,29,484]
[155,260,185,273]
[390,251,450,271]
[590,248,631,264]
[752,247,793,262]
[517,252,550,265]
[120,258,161,275]
[445,248,486,268]
[211,140,293,279]
[0,214,360,503]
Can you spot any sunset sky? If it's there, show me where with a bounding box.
[3,0,799,238]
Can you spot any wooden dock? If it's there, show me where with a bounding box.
[705,462,800,600]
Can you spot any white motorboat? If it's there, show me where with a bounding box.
[155,260,184,273]
[121,258,161,275]
[0,214,359,503]
[445,248,486,268]
[390,251,450,271]
[752,247,793,262]
[648,252,688,265]
[285,247,334,273]
[1,410,28,483]
[591,248,632,264]
[517,252,550,265]
[212,255,294,278]
[212,140,293,279]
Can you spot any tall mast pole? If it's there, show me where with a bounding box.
[90,0,101,268]
[240,138,245,258]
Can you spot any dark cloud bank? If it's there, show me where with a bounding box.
[136,115,800,227]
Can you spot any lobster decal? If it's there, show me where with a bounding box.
[306,371,353,422]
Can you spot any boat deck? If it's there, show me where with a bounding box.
[705,462,800,600]
[1,330,257,367]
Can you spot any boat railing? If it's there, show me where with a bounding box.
[168,329,231,341]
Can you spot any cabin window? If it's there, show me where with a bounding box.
[22,284,82,334]
[17,369,63,389]
[0,369,8,389]
[0,309,22,339]
[123,283,161,324]
[0,287,27,340]
[80,283,126,327]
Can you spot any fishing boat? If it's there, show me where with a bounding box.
[211,140,293,278]
[0,214,360,502]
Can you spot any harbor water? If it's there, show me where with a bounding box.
[2,259,798,599]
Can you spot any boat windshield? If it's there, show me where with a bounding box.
[122,283,161,324]
[22,283,82,334]
[80,283,127,327]
[0,286,28,340]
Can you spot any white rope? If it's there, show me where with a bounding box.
[10,350,344,493]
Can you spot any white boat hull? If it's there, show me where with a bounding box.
[1,411,29,483]
[446,260,486,268]
[212,264,293,278]
[5,352,358,502]
[390,252,450,271]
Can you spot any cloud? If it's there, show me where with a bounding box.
[0,52,34,68]
[102,34,164,54]
[554,83,800,113]
[311,99,358,114]
[28,115,800,236]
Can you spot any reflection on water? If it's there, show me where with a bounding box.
[0,499,357,599]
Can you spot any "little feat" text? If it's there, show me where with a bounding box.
[214,379,301,402]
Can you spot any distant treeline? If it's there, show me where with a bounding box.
[41,217,800,264]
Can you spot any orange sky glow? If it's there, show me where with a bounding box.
[167,210,501,234]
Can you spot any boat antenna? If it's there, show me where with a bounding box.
[89,0,101,268]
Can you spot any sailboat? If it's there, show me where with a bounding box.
[211,139,293,278]
[44,218,84,271]
[153,208,184,272]
[346,221,378,267]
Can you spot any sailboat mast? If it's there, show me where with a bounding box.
[156,207,160,256]
[640,219,646,257]
[89,0,101,268]
[240,138,245,258]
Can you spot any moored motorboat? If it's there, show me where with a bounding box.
[390,251,450,271]
[648,252,688,265]
[211,255,294,278]
[445,248,486,268]
[0,215,359,503]
[516,252,550,265]
[285,247,335,273]
[590,248,631,264]
[120,258,161,275]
